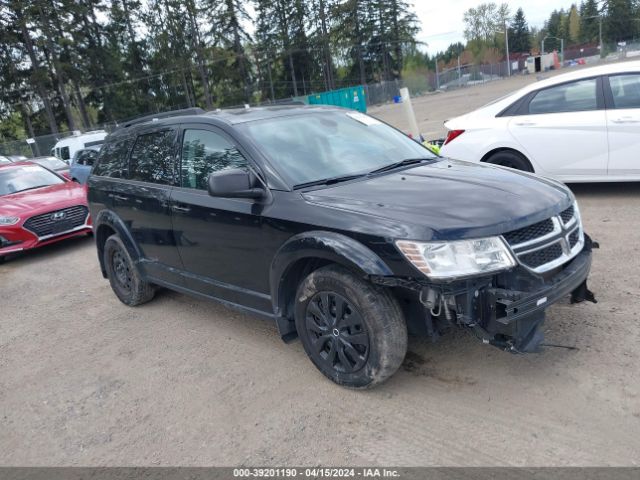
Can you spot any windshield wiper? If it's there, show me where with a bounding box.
[293,173,367,190]
[368,158,433,175]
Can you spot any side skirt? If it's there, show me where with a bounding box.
[147,276,277,321]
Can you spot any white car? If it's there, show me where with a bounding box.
[440,60,640,182]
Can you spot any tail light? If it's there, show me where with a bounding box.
[444,129,465,145]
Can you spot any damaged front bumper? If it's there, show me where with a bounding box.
[478,246,593,352]
[376,236,597,353]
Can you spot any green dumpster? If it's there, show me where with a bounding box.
[308,86,367,113]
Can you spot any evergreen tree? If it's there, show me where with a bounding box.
[567,4,581,44]
[511,8,530,52]
[579,0,601,43]
[605,0,636,42]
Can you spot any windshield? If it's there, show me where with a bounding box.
[33,157,68,170]
[0,165,64,196]
[238,111,437,187]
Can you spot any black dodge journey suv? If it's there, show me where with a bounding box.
[88,106,596,388]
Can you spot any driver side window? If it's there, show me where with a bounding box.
[180,129,248,190]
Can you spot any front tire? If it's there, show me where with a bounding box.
[486,150,533,172]
[294,265,407,388]
[103,234,155,306]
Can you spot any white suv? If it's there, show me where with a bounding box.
[440,60,640,182]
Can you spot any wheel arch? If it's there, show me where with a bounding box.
[94,210,143,278]
[480,147,534,172]
[270,231,394,339]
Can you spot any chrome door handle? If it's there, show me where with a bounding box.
[111,194,129,201]
[611,117,640,124]
[514,121,536,126]
[171,205,191,213]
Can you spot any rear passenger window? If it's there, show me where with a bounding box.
[609,74,640,109]
[92,136,132,178]
[180,129,248,190]
[129,130,176,185]
[528,79,598,114]
[60,146,70,160]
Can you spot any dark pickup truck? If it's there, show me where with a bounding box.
[87,106,595,388]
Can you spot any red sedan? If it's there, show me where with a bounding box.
[0,162,92,263]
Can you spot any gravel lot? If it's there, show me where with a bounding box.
[1,72,640,467]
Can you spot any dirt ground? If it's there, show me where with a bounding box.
[1,72,640,467]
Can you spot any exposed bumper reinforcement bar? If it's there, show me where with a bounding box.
[489,249,593,325]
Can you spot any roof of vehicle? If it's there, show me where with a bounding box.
[446,60,640,123]
[54,130,107,146]
[109,105,345,136]
[204,105,344,124]
[519,59,640,94]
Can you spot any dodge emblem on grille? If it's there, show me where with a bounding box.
[51,211,66,221]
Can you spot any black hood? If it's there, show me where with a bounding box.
[301,159,573,240]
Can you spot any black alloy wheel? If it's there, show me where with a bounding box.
[304,292,370,374]
[295,265,407,388]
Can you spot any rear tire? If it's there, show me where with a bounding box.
[0,256,5,265]
[486,150,533,172]
[294,265,407,388]
[103,234,155,306]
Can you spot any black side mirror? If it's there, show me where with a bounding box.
[207,168,264,199]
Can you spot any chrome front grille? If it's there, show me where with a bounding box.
[502,203,583,274]
[23,205,89,239]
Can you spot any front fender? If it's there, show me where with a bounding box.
[269,231,393,318]
[94,209,142,278]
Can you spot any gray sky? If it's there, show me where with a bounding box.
[413,1,579,54]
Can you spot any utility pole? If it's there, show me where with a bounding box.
[504,20,511,77]
[434,56,439,90]
[586,15,603,57]
[599,16,603,56]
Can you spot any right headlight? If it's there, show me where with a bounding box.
[0,216,20,226]
[396,236,516,280]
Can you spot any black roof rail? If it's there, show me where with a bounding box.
[118,108,205,128]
